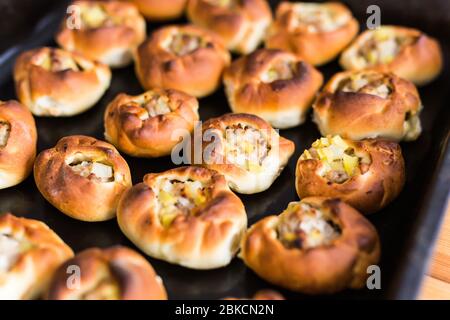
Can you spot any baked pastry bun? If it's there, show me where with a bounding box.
[265,2,359,66]
[46,246,167,300]
[104,88,199,158]
[223,49,323,129]
[240,197,380,294]
[125,0,188,21]
[194,113,295,194]
[312,70,422,141]
[34,135,132,222]
[0,213,74,300]
[339,25,443,86]
[135,24,231,97]
[186,0,272,54]
[0,100,37,189]
[14,47,111,117]
[56,1,146,68]
[117,166,247,269]
[295,135,405,214]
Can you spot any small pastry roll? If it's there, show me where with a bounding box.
[223,49,323,129]
[224,290,285,300]
[186,0,272,54]
[0,213,74,300]
[14,47,111,117]
[117,166,247,269]
[339,26,443,86]
[240,197,380,294]
[0,100,37,189]
[34,135,132,222]
[312,70,422,141]
[104,88,199,158]
[265,2,359,66]
[125,0,188,21]
[135,25,231,97]
[295,136,405,214]
[56,0,146,68]
[194,113,295,194]
[46,246,167,300]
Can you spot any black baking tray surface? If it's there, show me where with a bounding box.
[0,0,449,300]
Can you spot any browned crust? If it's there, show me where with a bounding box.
[187,0,272,52]
[240,197,381,294]
[46,246,167,300]
[104,88,199,157]
[117,166,247,269]
[55,1,146,66]
[127,0,188,20]
[223,49,323,126]
[33,135,132,222]
[14,47,111,116]
[0,213,74,299]
[295,139,405,214]
[265,2,359,66]
[135,24,231,98]
[339,26,443,86]
[312,70,421,141]
[0,100,37,189]
[196,113,295,192]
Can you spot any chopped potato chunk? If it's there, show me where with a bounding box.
[260,60,296,83]
[337,72,393,99]
[70,160,114,182]
[0,121,11,148]
[291,4,350,33]
[167,33,207,56]
[0,234,21,273]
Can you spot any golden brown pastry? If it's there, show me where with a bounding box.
[194,113,295,194]
[14,47,111,117]
[0,213,74,300]
[224,289,285,300]
[265,2,359,66]
[117,166,247,269]
[34,135,132,222]
[135,24,231,97]
[223,49,323,129]
[0,100,37,189]
[339,25,443,86]
[46,246,167,300]
[104,88,199,158]
[124,0,188,21]
[295,136,405,214]
[240,197,380,294]
[187,0,272,54]
[312,70,422,141]
[56,0,146,68]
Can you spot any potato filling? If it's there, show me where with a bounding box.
[357,29,418,66]
[0,121,11,148]
[68,154,114,183]
[403,110,422,140]
[81,277,120,300]
[0,234,21,273]
[138,94,172,120]
[291,4,350,33]
[224,124,270,172]
[277,202,341,249]
[300,136,371,184]
[336,72,393,99]
[80,5,120,29]
[260,59,296,83]
[156,178,209,227]
[167,33,208,56]
[38,51,81,72]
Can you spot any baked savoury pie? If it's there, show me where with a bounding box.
[313,70,422,141]
[223,48,323,129]
[34,136,132,222]
[46,246,167,300]
[0,100,37,189]
[295,136,405,214]
[14,47,111,117]
[0,213,74,300]
[117,166,247,269]
[56,0,146,68]
[265,2,359,66]
[240,197,380,294]
[104,88,199,158]
[339,25,443,86]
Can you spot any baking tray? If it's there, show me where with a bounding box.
[0,0,449,300]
